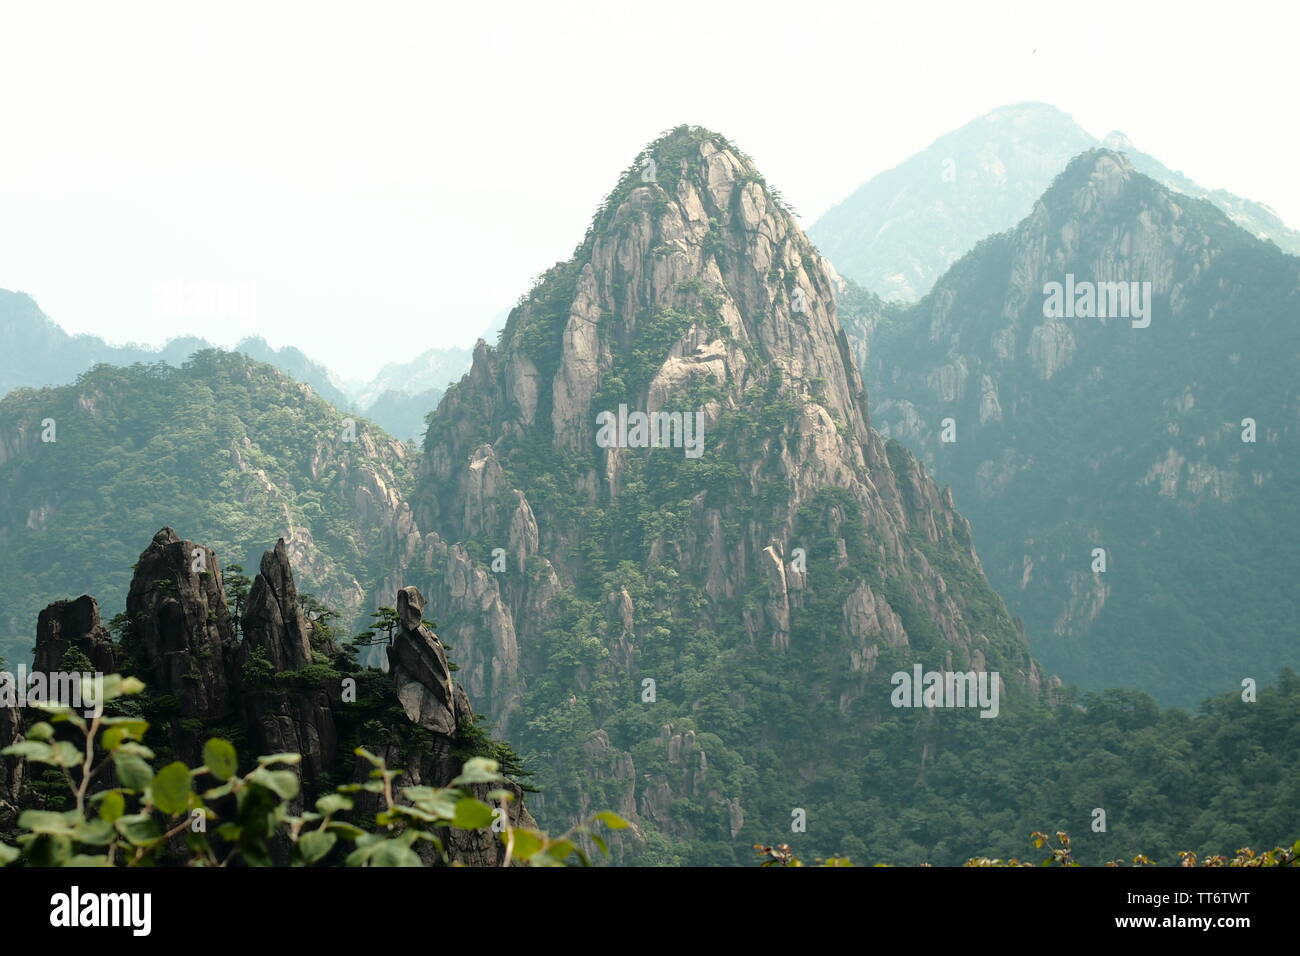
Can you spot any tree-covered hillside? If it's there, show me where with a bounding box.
[0,351,413,667]
[846,150,1300,707]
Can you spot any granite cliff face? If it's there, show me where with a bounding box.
[848,150,1300,705]
[381,126,1044,862]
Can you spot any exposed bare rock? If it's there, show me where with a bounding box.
[241,539,314,673]
[126,528,234,758]
[18,528,538,866]
[33,595,116,675]
[761,545,791,651]
[234,539,337,787]
[388,586,458,736]
[842,581,908,656]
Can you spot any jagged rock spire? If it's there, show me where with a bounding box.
[126,527,233,728]
[240,538,313,673]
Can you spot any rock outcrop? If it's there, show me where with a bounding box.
[33,595,116,675]
[234,539,338,788]
[388,586,458,735]
[5,528,533,865]
[126,528,235,761]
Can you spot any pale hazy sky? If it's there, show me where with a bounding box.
[1,0,1296,378]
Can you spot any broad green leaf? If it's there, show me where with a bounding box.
[0,842,19,866]
[99,791,126,824]
[18,810,80,837]
[297,830,337,864]
[49,740,82,767]
[25,722,55,741]
[368,839,422,867]
[73,818,115,847]
[248,768,300,801]
[315,794,353,816]
[26,833,71,866]
[2,741,52,762]
[203,738,238,781]
[325,821,366,840]
[114,741,155,760]
[40,707,86,731]
[508,829,545,860]
[405,788,459,820]
[594,811,630,830]
[115,814,163,847]
[545,838,577,860]
[102,724,147,751]
[113,753,154,792]
[152,762,192,815]
[256,752,302,767]
[451,796,494,830]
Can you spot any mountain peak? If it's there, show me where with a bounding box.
[1034,148,1138,214]
[1102,129,1136,151]
[473,124,861,461]
[978,100,1080,124]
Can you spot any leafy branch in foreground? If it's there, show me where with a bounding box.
[0,673,627,867]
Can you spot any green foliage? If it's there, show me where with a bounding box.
[847,166,1300,707]
[0,351,413,668]
[223,564,252,638]
[0,673,628,867]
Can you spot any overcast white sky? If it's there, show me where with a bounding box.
[1,0,1296,379]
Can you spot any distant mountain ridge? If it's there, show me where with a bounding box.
[811,102,1300,300]
[0,289,482,440]
[840,149,1300,706]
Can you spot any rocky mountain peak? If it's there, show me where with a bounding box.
[810,104,1300,301]
[1102,129,1136,152]
[126,527,234,748]
[431,123,869,483]
[240,538,314,673]
[391,127,1046,856]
